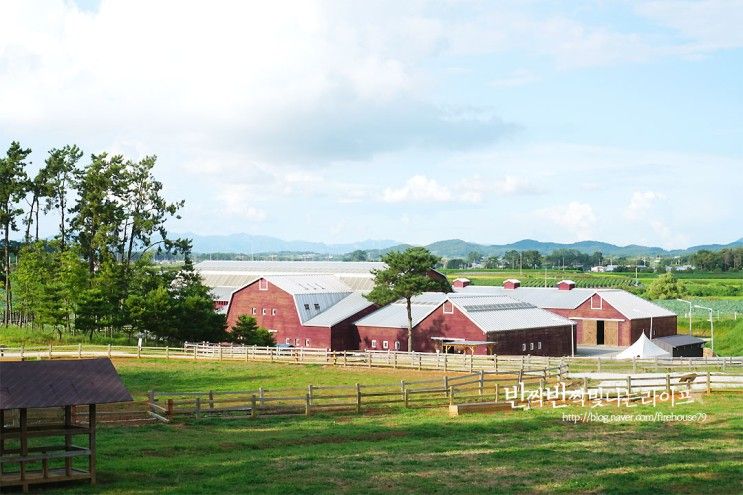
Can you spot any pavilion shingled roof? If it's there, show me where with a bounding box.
[0,358,132,410]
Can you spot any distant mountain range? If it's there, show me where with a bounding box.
[179,232,743,258]
[176,232,399,256]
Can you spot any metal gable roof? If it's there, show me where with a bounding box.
[0,359,132,409]
[195,260,385,275]
[354,292,448,328]
[265,274,353,295]
[454,285,594,309]
[303,292,375,327]
[594,290,676,319]
[448,293,575,332]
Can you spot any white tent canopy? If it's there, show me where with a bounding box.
[615,332,671,360]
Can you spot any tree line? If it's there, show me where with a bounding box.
[0,141,226,342]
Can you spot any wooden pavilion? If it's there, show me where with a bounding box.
[0,358,132,493]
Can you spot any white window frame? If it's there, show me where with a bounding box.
[258,279,268,291]
[305,338,310,347]
[591,294,603,310]
[262,308,267,315]
[522,343,526,352]
[538,341,542,350]
[530,342,534,351]
[443,301,454,314]
[394,341,401,350]
[382,340,389,349]
[304,303,310,311]
[272,308,277,316]
[252,307,257,315]
[371,339,377,349]
[285,338,291,344]
[295,338,300,345]
[314,303,321,311]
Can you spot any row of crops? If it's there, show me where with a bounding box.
[653,299,743,318]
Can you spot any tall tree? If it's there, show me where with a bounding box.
[44,145,83,250]
[0,142,31,325]
[366,247,450,352]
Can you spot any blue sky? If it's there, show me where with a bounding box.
[1,0,741,248]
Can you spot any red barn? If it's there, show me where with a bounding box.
[225,274,376,350]
[455,280,677,347]
[353,293,575,356]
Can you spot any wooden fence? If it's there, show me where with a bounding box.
[147,368,743,421]
[147,365,566,420]
[1,342,741,374]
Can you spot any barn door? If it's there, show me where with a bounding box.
[580,320,597,345]
[604,321,619,346]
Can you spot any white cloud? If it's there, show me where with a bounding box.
[536,201,597,240]
[383,175,452,203]
[625,191,666,221]
[490,69,539,88]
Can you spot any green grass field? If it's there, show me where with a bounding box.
[20,360,743,494]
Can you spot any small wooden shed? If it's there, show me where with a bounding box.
[0,358,132,493]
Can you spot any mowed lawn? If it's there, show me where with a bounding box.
[51,361,743,494]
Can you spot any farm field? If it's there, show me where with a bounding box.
[48,360,743,494]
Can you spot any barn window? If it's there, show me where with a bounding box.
[522,343,526,352]
[538,342,542,350]
[262,308,267,315]
[591,294,603,310]
[285,338,291,344]
[530,342,534,351]
[305,338,310,347]
[272,308,277,316]
[443,302,454,314]
[304,303,310,311]
[314,303,321,311]
[382,340,389,349]
[394,341,400,350]
[295,338,300,345]
[371,339,377,349]
[252,307,257,315]
[259,279,268,291]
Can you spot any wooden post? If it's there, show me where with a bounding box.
[494,354,498,372]
[418,353,422,371]
[245,346,249,362]
[394,352,397,369]
[165,346,169,359]
[49,343,53,359]
[626,376,632,394]
[64,405,72,476]
[219,346,223,361]
[88,403,96,485]
[400,380,406,402]
[20,407,27,492]
[367,350,371,368]
[443,376,449,397]
[107,344,112,358]
[448,386,454,406]
[597,357,601,372]
[444,353,448,372]
[305,393,311,416]
[195,397,201,418]
[259,387,264,407]
[582,377,587,394]
[632,356,637,373]
[404,388,409,408]
[250,395,257,418]
[307,384,314,406]
[20,344,24,360]
[343,352,347,367]
[78,343,83,358]
[706,371,711,394]
[167,399,174,418]
[479,370,484,397]
[355,383,361,413]
[469,353,473,373]
[147,390,155,414]
[194,346,197,360]
[665,374,671,394]
[494,383,499,403]
[208,390,214,410]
